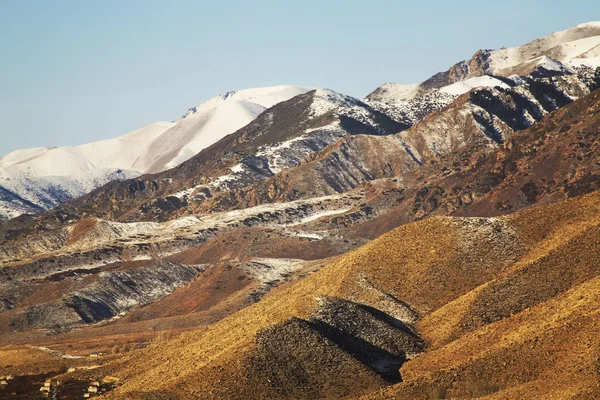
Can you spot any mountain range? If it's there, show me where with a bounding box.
[0,86,312,219]
[1,21,600,400]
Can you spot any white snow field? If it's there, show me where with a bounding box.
[439,76,511,96]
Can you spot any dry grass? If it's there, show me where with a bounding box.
[63,190,600,398]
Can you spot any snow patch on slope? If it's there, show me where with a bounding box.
[242,258,305,284]
[309,89,363,117]
[367,83,422,103]
[568,57,600,68]
[440,76,511,95]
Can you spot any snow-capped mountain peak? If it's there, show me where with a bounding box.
[308,88,366,117]
[0,85,314,219]
[368,21,600,104]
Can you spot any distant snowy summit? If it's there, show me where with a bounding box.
[0,85,313,219]
[368,21,600,103]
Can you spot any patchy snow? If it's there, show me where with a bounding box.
[58,194,360,257]
[366,89,456,129]
[507,75,528,85]
[285,230,325,240]
[170,186,197,200]
[0,167,141,216]
[440,75,511,95]
[533,56,574,73]
[212,172,240,186]
[283,208,351,227]
[256,135,311,174]
[255,120,351,175]
[230,163,245,173]
[242,257,305,283]
[309,89,364,117]
[367,83,421,102]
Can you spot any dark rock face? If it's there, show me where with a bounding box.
[65,262,203,324]
[404,70,600,160]
[310,297,424,377]
[1,261,204,332]
[421,49,493,91]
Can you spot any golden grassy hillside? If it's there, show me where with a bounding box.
[101,189,600,399]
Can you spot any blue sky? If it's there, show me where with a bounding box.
[1,0,598,156]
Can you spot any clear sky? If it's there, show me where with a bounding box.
[1,0,598,156]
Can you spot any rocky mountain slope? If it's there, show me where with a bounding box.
[93,188,600,399]
[0,88,414,243]
[2,72,599,345]
[157,67,600,216]
[4,22,600,222]
[3,22,600,400]
[4,65,597,246]
[0,86,313,220]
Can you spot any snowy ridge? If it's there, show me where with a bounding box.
[366,90,456,126]
[488,22,600,74]
[141,85,313,172]
[0,85,313,219]
[440,76,511,96]
[308,89,367,117]
[158,88,413,210]
[369,21,600,103]
[309,89,409,133]
[366,83,422,103]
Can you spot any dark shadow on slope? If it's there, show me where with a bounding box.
[309,297,425,383]
[307,319,407,383]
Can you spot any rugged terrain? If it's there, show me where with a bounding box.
[57,189,600,399]
[367,21,600,103]
[2,22,600,400]
[0,86,313,219]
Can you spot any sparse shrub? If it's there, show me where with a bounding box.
[153,331,172,344]
[464,379,505,397]
[426,385,448,399]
